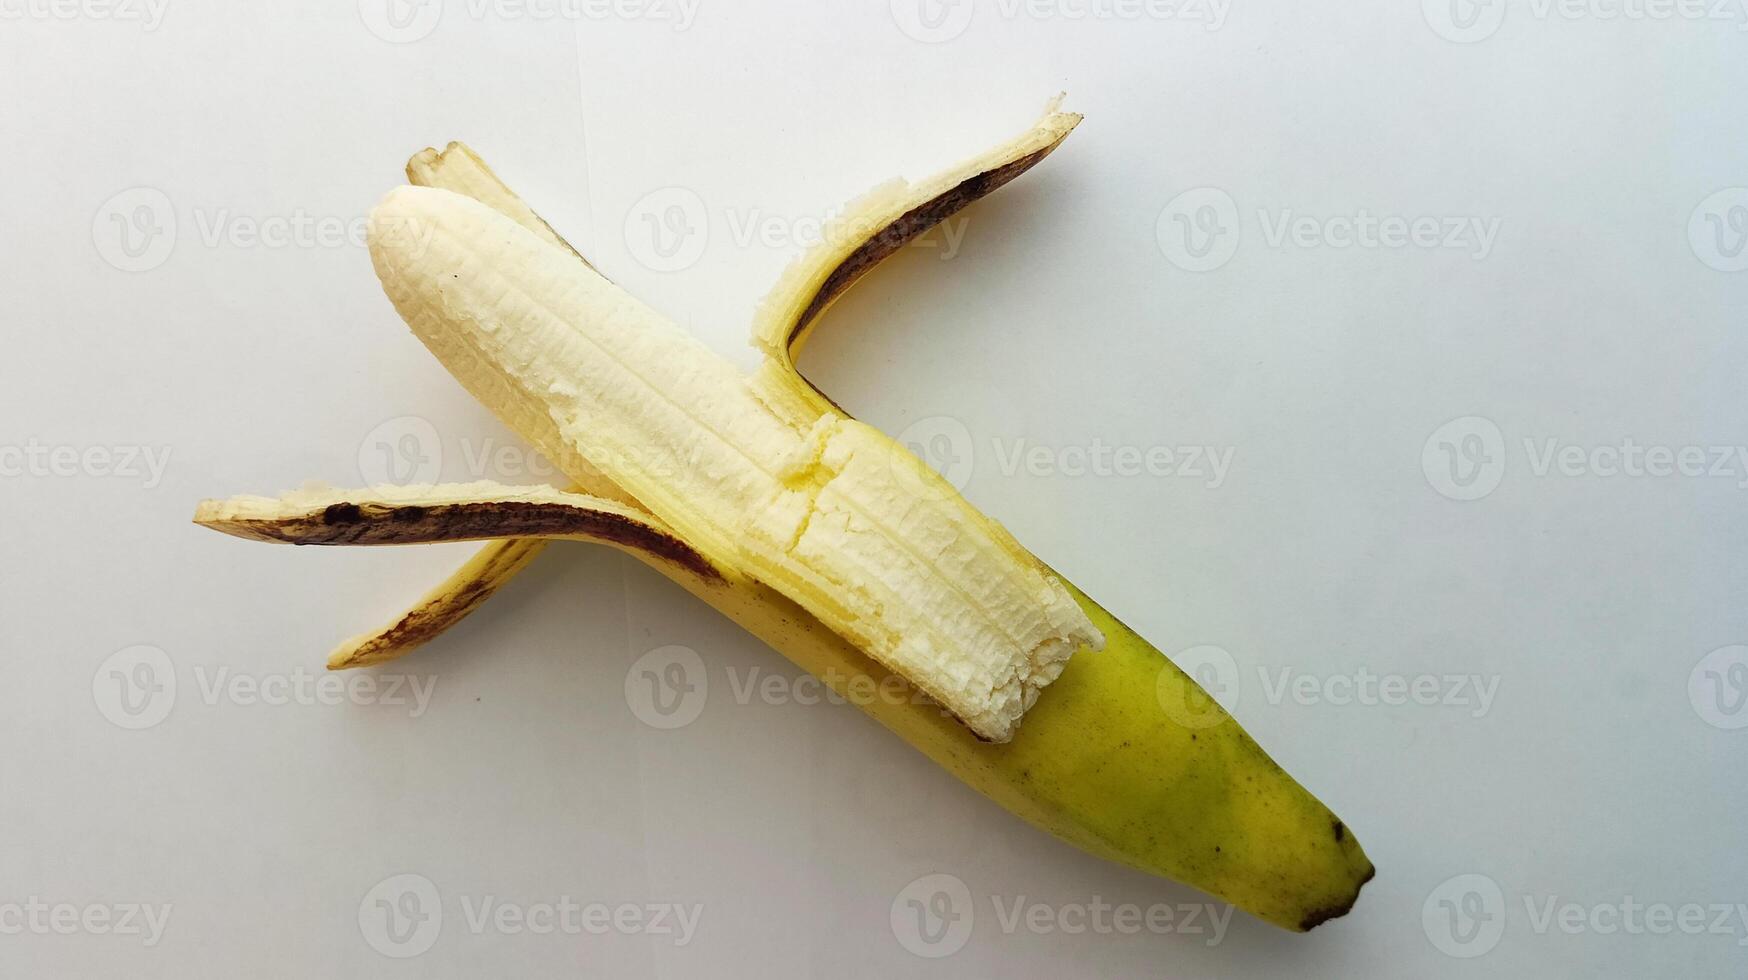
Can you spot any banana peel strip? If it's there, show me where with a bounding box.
[328,102,1081,670]
[195,482,713,574]
[754,96,1081,419]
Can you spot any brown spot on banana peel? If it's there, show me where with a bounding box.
[328,538,545,670]
[197,498,720,582]
[1298,864,1376,932]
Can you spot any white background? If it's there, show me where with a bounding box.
[2,1,1746,976]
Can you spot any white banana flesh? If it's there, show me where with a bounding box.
[367,186,1102,741]
[331,105,1083,673]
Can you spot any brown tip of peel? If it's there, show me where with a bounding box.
[1297,861,1377,932]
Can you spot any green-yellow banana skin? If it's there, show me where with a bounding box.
[658,557,1374,932]
[745,105,1374,927]
[1010,584,1373,931]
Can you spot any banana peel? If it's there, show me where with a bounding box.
[196,100,1374,931]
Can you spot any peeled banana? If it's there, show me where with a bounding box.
[195,100,1374,931]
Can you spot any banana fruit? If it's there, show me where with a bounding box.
[369,181,1102,742]
[196,100,1374,930]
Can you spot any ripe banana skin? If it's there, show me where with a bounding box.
[195,101,1373,930]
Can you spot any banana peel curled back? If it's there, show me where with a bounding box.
[195,100,1374,931]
